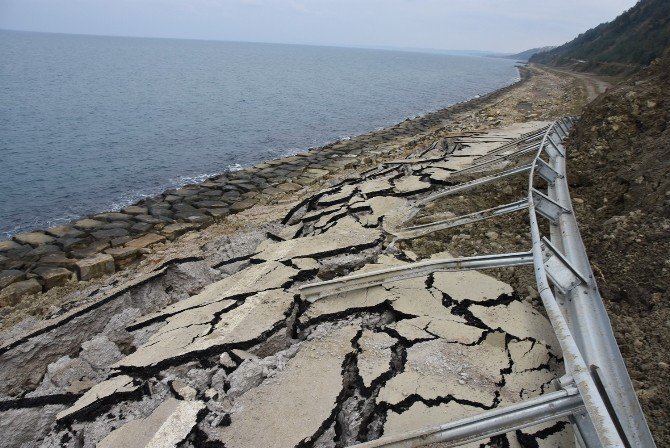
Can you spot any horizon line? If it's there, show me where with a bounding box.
[0,27,534,57]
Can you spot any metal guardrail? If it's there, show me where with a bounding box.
[527,119,655,448]
[352,384,585,447]
[299,118,656,447]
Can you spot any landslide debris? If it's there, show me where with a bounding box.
[564,47,670,446]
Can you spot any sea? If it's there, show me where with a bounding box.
[0,30,519,238]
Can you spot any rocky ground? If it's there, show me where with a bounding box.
[2,63,660,448]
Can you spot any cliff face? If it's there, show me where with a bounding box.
[531,0,670,75]
[565,49,670,444]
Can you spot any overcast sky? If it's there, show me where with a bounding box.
[0,0,638,53]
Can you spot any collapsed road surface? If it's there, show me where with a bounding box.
[1,121,601,447]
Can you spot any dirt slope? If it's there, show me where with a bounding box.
[565,49,670,445]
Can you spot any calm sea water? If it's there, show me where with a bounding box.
[0,30,519,238]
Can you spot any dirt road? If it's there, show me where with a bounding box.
[539,65,613,101]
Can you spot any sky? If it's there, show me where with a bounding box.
[0,0,639,53]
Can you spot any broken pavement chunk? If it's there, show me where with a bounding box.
[291,257,320,271]
[426,166,453,183]
[356,196,409,228]
[358,330,396,388]
[132,261,298,327]
[97,397,205,448]
[393,176,432,195]
[317,184,356,205]
[432,270,513,302]
[469,300,560,353]
[56,375,139,422]
[252,218,381,262]
[387,285,486,344]
[384,401,483,437]
[508,339,552,373]
[359,178,393,196]
[116,290,294,369]
[424,317,485,344]
[502,368,557,401]
[386,282,443,314]
[277,222,302,240]
[377,338,508,407]
[211,323,359,448]
[299,285,393,325]
[388,317,435,341]
[512,419,574,447]
[300,203,347,223]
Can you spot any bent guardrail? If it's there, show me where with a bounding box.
[299,118,656,447]
[527,118,655,447]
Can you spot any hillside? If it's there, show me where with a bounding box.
[565,48,670,444]
[531,0,670,75]
[502,46,555,61]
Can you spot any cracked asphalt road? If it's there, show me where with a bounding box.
[0,121,575,448]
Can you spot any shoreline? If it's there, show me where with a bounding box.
[1,69,522,240]
[0,66,531,304]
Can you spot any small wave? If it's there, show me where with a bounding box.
[174,171,222,185]
[1,213,80,240]
[227,163,243,172]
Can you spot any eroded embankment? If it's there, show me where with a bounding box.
[563,51,670,446]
